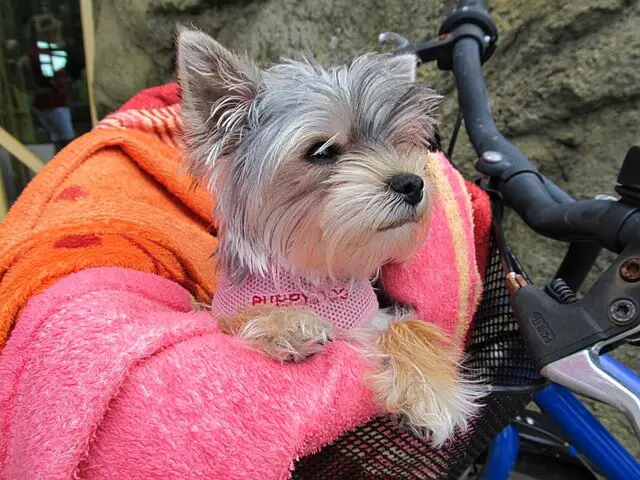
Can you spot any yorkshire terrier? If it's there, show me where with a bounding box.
[176,28,482,446]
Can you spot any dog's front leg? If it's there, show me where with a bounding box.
[217,305,334,363]
[366,309,484,446]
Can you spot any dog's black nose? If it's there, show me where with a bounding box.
[389,174,424,206]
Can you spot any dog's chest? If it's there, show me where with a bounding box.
[211,268,379,331]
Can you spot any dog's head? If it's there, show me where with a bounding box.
[177,28,441,283]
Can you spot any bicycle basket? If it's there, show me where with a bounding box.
[291,226,544,479]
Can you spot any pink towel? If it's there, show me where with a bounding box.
[381,151,488,345]
[0,268,376,480]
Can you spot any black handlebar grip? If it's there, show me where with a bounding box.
[452,39,533,176]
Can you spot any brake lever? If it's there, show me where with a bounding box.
[507,238,640,441]
[541,332,640,441]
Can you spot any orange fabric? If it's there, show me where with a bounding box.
[0,128,218,349]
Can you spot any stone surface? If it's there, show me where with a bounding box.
[94,0,640,459]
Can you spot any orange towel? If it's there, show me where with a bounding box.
[0,126,218,349]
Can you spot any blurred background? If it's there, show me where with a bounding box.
[1,0,91,207]
[0,0,638,458]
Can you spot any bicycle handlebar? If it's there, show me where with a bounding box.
[452,36,640,253]
[442,4,640,434]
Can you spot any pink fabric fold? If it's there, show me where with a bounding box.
[381,152,485,345]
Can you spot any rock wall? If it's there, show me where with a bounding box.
[94,0,640,456]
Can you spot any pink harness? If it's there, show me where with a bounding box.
[211,267,379,331]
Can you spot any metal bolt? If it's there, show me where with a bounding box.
[378,32,409,48]
[620,257,640,282]
[506,272,528,295]
[481,151,503,164]
[595,194,617,202]
[609,299,637,325]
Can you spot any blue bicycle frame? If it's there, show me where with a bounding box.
[481,355,640,480]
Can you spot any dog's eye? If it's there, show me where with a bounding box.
[306,142,340,163]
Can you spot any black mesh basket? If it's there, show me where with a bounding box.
[292,232,544,479]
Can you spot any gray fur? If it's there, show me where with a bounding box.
[177,28,442,285]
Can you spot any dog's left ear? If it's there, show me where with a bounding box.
[176,27,261,182]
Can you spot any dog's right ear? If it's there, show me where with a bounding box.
[176,27,261,182]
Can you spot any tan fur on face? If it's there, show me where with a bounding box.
[217,305,334,363]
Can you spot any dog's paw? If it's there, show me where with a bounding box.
[383,367,484,447]
[232,306,334,363]
[368,319,484,447]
